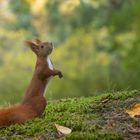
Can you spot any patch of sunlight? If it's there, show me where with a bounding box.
[91,0,100,8]
[26,0,48,15]
[16,52,35,68]
[97,27,109,40]
[59,0,80,15]
[52,45,64,62]
[95,27,110,48]
[115,32,136,56]
[84,33,94,46]
[96,52,110,66]
[0,0,16,22]
[115,32,136,46]
[0,28,27,40]
[4,53,13,66]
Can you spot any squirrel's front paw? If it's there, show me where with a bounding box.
[58,72,63,78]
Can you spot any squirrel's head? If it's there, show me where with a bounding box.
[25,39,53,58]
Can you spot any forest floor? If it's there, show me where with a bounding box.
[0,90,139,140]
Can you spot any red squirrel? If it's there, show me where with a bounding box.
[0,39,63,126]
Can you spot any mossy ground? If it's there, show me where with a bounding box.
[0,90,139,140]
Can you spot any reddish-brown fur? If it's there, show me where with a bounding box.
[0,39,63,126]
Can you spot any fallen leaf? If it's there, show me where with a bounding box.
[126,103,140,118]
[101,98,109,104]
[55,124,72,135]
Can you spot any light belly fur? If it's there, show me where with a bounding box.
[44,57,53,94]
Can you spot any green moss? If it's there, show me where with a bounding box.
[64,132,123,140]
[0,90,139,139]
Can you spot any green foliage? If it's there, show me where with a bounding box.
[64,132,123,140]
[0,0,140,102]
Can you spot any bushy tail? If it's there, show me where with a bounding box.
[0,104,37,126]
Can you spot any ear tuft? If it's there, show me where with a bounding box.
[25,41,37,47]
[34,38,42,44]
[25,40,39,55]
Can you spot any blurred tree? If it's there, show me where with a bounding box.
[0,0,140,103]
[8,0,35,31]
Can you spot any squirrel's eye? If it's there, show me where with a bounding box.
[41,45,44,48]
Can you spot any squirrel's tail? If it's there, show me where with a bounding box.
[0,104,37,126]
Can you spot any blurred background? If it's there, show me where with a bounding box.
[0,0,139,104]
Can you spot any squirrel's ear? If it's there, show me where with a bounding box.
[34,38,41,44]
[25,41,39,55]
